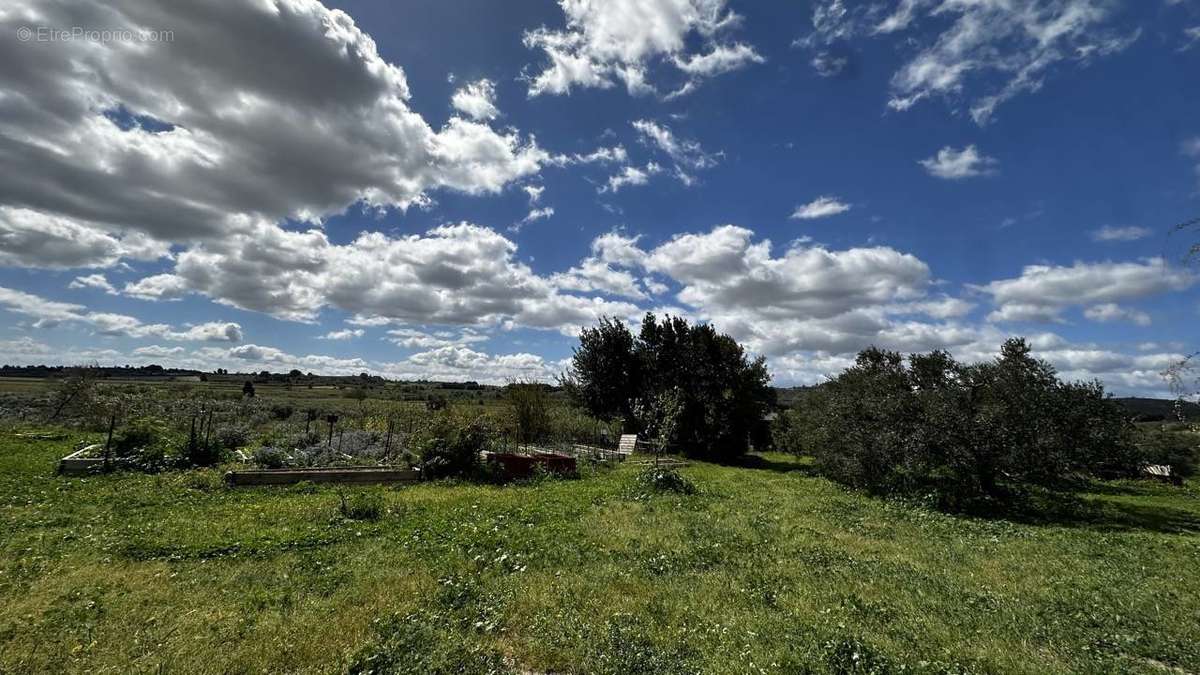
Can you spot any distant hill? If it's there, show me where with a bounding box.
[1115,397,1200,422]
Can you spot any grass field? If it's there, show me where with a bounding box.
[2,430,1199,674]
[0,376,507,410]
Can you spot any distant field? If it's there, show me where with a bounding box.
[0,375,508,410]
[1,430,1198,673]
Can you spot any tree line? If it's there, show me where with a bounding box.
[569,314,1193,509]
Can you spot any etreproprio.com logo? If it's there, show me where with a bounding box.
[16,25,174,43]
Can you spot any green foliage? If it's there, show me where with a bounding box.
[770,389,827,456]
[179,437,222,468]
[214,425,250,451]
[568,313,775,462]
[543,404,623,446]
[502,380,552,444]
[46,366,100,422]
[636,314,775,461]
[180,469,225,493]
[633,387,685,454]
[268,404,294,421]
[418,411,495,479]
[1141,425,1199,478]
[563,316,640,424]
[347,609,509,674]
[111,416,168,457]
[338,488,385,521]
[580,613,697,675]
[797,339,1139,507]
[630,466,697,499]
[252,446,288,469]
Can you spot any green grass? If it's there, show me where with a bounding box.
[2,430,1199,673]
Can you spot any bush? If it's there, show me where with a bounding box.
[269,404,295,421]
[418,413,495,479]
[338,488,384,521]
[630,466,697,498]
[770,391,828,456]
[801,340,1139,508]
[1141,426,1199,478]
[111,417,167,456]
[504,380,552,444]
[547,405,623,446]
[215,426,250,451]
[179,421,223,467]
[253,446,288,469]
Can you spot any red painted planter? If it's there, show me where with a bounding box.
[487,452,576,478]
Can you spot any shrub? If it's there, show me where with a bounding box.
[46,366,100,423]
[111,417,167,456]
[269,404,295,421]
[418,413,495,479]
[253,446,288,469]
[802,339,1139,507]
[770,390,828,456]
[630,466,697,498]
[262,430,321,452]
[503,380,552,444]
[100,417,174,472]
[338,488,384,521]
[215,426,250,451]
[180,438,222,468]
[547,405,623,446]
[1141,426,1199,478]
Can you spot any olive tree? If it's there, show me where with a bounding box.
[800,339,1138,507]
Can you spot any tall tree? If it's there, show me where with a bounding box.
[567,313,774,462]
[562,316,640,425]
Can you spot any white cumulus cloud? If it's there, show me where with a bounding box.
[0,0,554,270]
[523,0,762,98]
[791,196,852,220]
[979,259,1193,324]
[920,145,998,180]
[451,79,500,121]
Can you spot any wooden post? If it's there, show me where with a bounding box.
[203,409,214,448]
[326,414,338,447]
[188,414,197,454]
[103,413,116,472]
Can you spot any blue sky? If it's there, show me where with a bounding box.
[1,0,1198,394]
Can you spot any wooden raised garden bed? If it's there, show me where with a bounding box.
[225,466,419,487]
[486,452,576,478]
[58,445,105,476]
